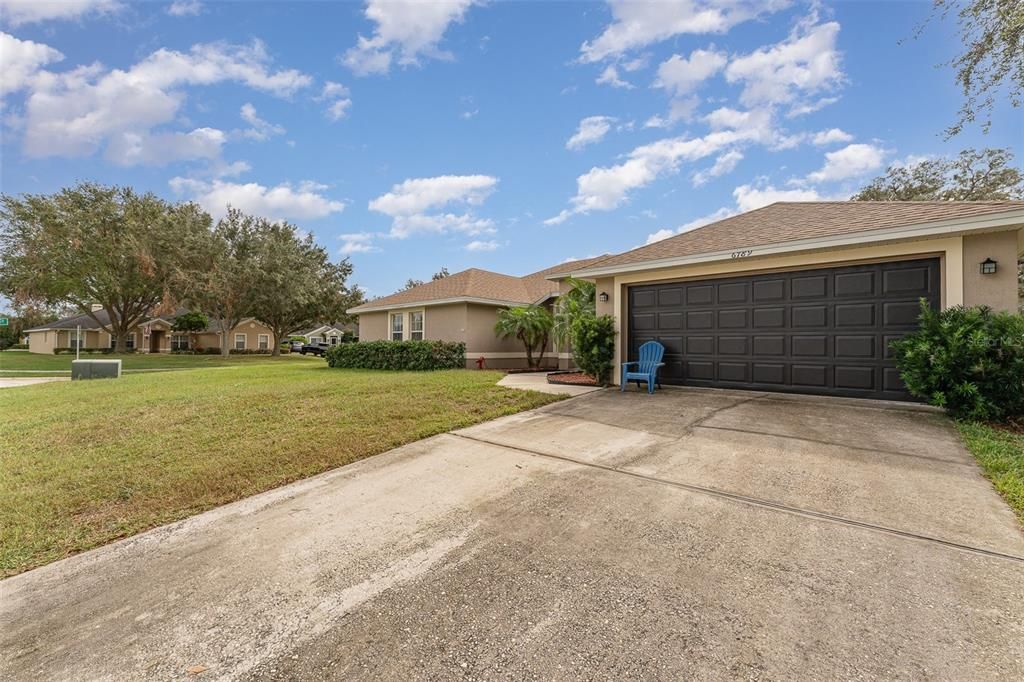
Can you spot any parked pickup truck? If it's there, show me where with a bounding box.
[299,342,331,356]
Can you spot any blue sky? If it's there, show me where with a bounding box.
[2,0,1020,299]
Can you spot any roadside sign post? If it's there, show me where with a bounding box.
[0,317,8,326]
[76,324,81,361]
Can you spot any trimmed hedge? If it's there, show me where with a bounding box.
[326,340,466,370]
[53,347,130,355]
[892,303,1024,421]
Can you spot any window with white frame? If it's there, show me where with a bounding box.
[171,334,189,351]
[234,333,246,350]
[112,334,135,349]
[410,311,424,341]
[70,329,84,349]
[390,313,403,341]
[329,334,339,345]
[258,334,269,350]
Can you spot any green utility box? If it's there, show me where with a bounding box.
[71,359,122,380]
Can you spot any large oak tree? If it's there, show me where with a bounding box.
[250,221,361,356]
[180,208,264,357]
[0,183,209,351]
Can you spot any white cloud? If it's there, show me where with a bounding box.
[0,32,63,97]
[643,96,699,129]
[342,0,479,76]
[239,103,285,141]
[786,95,839,118]
[654,48,726,97]
[19,40,311,163]
[566,115,616,151]
[692,149,743,186]
[316,81,352,121]
[595,65,634,89]
[643,206,736,245]
[725,17,843,113]
[339,232,380,254]
[811,127,853,146]
[733,182,826,212]
[105,127,225,166]
[580,0,789,62]
[465,239,501,252]
[806,143,886,183]
[369,174,499,238]
[549,127,767,222]
[170,177,345,221]
[0,0,120,26]
[167,0,202,16]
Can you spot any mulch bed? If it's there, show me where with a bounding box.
[546,371,600,387]
[990,417,1024,436]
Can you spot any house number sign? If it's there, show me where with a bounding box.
[730,250,753,259]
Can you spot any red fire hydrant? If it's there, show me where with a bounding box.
[475,356,486,370]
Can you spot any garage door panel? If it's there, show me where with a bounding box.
[687,310,714,329]
[753,335,785,356]
[835,271,875,297]
[835,335,875,358]
[884,266,930,294]
[686,336,714,355]
[752,364,786,384]
[792,275,827,298]
[686,285,714,305]
[792,364,828,387]
[718,362,749,382]
[718,309,747,328]
[718,282,749,303]
[792,305,827,327]
[658,311,684,330]
[628,257,939,401]
[792,335,827,357]
[835,303,875,327]
[718,336,748,355]
[753,307,785,328]
[753,279,785,301]
[883,301,922,327]
[686,361,715,380]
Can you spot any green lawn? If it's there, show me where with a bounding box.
[0,364,562,576]
[958,421,1024,524]
[0,350,318,376]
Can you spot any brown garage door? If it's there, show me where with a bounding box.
[627,258,941,400]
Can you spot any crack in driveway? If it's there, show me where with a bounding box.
[450,431,1024,564]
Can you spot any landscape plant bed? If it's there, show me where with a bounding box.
[547,371,600,386]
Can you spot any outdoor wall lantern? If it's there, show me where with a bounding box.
[980,258,998,275]
[598,292,609,303]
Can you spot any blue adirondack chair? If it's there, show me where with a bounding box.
[621,341,666,394]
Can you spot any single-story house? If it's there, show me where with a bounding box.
[563,201,1023,400]
[351,201,1022,400]
[348,256,610,369]
[24,307,276,354]
[295,322,357,345]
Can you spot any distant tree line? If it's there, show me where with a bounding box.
[0,182,364,356]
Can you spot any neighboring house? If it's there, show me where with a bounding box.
[564,201,1024,400]
[295,322,357,345]
[348,256,610,369]
[24,308,276,354]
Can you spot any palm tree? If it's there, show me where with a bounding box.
[494,305,554,369]
[552,277,596,348]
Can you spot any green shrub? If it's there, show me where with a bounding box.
[570,314,617,384]
[53,347,119,355]
[326,340,466,370]
[892,302,1024,421]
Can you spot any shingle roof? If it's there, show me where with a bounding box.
[577,201,1024,272]
[348,255,613,312]
[24,310,113,332]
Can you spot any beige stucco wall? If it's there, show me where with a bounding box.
[356,311,389,342]
[28,330,55,354]
[423,303,468,343]
[962,229,1021,312]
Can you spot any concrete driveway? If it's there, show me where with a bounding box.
[3,388,1023,680]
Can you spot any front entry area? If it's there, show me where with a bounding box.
[149,330,164,353]
[627,258,941,401]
